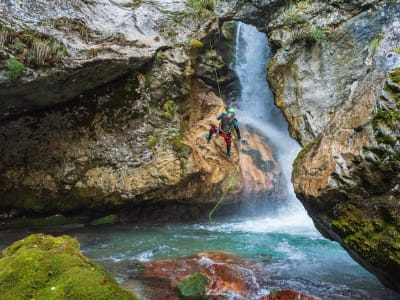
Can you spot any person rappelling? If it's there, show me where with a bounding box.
[206,107,241,158]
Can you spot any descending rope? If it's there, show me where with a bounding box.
[208,142,242,223]
[207,40,243,222]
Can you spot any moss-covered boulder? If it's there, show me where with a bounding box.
[176,272,209,300]
[0,234,137,300]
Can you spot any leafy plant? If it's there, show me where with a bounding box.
[188,0,215,17]
[7,57,24,80]
[162,99,177,119]
[297,27,327,45]
[188,0,215,12]
[370,33,383,54]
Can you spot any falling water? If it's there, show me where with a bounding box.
[0,22,398,300]
[234,22,311,220]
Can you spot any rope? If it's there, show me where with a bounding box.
[208,142,242,223]
[207,41,242,223]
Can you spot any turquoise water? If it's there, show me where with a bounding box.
[1,213,397,299]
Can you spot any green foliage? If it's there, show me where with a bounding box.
[162,99,177,119]
[1,24,68,68]
[373,108,400,146]
[370,33,383,54]
[269,289,278,297]
[373,108,400,131]
[389,67,400,85]
[0,234,138,300]
[9,214,70,228]
[147,134,159,149]
[168,131,192,159]
[7,57,24,80]
[188,0,215,12]
[282,0,310,27]
[176,272,209,300]
[300,27,327,45]
[292,139,317,172]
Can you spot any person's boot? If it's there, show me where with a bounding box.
[206,134,211,143]
[226,145,231,158]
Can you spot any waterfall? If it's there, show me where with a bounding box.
[233,22,311,219]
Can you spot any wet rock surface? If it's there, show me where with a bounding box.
[141,251,316,300]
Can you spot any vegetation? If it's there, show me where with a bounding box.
[0,234,137,300]
[168,131,192,159]
[144,75,152,89]
[162,99,177,119]
[89,214,118,226]
[370,33,383,54]
[189,39,204,49]
[188,0,215,15]
[147,134,159,149]
[6,57,24,80]
[176,272,209,300]
[0,24,68,68]
[301,27,327,45]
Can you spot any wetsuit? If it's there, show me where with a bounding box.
[208,113,241,157]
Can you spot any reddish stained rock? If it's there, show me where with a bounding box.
[140,251,315,300]
[259,289,317,300]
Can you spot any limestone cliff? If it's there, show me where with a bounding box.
[258,0,400,291]
[0,1,284,218]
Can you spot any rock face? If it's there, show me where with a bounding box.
[260,0,400,292]
[0,234,137,299]
[141,251,316,300]
[0,1,285,217]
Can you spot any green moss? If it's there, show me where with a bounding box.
[0,24,68,68]
[189,39,204,49]
[0,234,137,300]
[162,99,177,119]
[168,131,192,159]
[89,214,118,226]
[331,205,400,265]
[144,75,152,89]
[292,139,317,173]
[9,214,70,228]
[388,67,400,86]
[369,33,383,54]
[188,0,215,16]
[147,134,159,149]
[176,272,209,300]
[394,49,400,55]
[7,57,24,80]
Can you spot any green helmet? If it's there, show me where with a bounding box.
[227,107,236,115]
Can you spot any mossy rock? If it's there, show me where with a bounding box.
[176,272,209,300]
[0,234,137,300]
[89,214,118,226]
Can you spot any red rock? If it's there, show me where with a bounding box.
[259,289,316,300]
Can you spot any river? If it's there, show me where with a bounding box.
[0,23,399,300]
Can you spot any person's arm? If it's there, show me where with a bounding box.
[233,119,241,139]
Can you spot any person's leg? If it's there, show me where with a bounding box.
[222,133,232,157]
[206,125,218,142]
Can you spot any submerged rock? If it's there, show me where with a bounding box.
[141,251,316,300]
[0,234,137,299]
